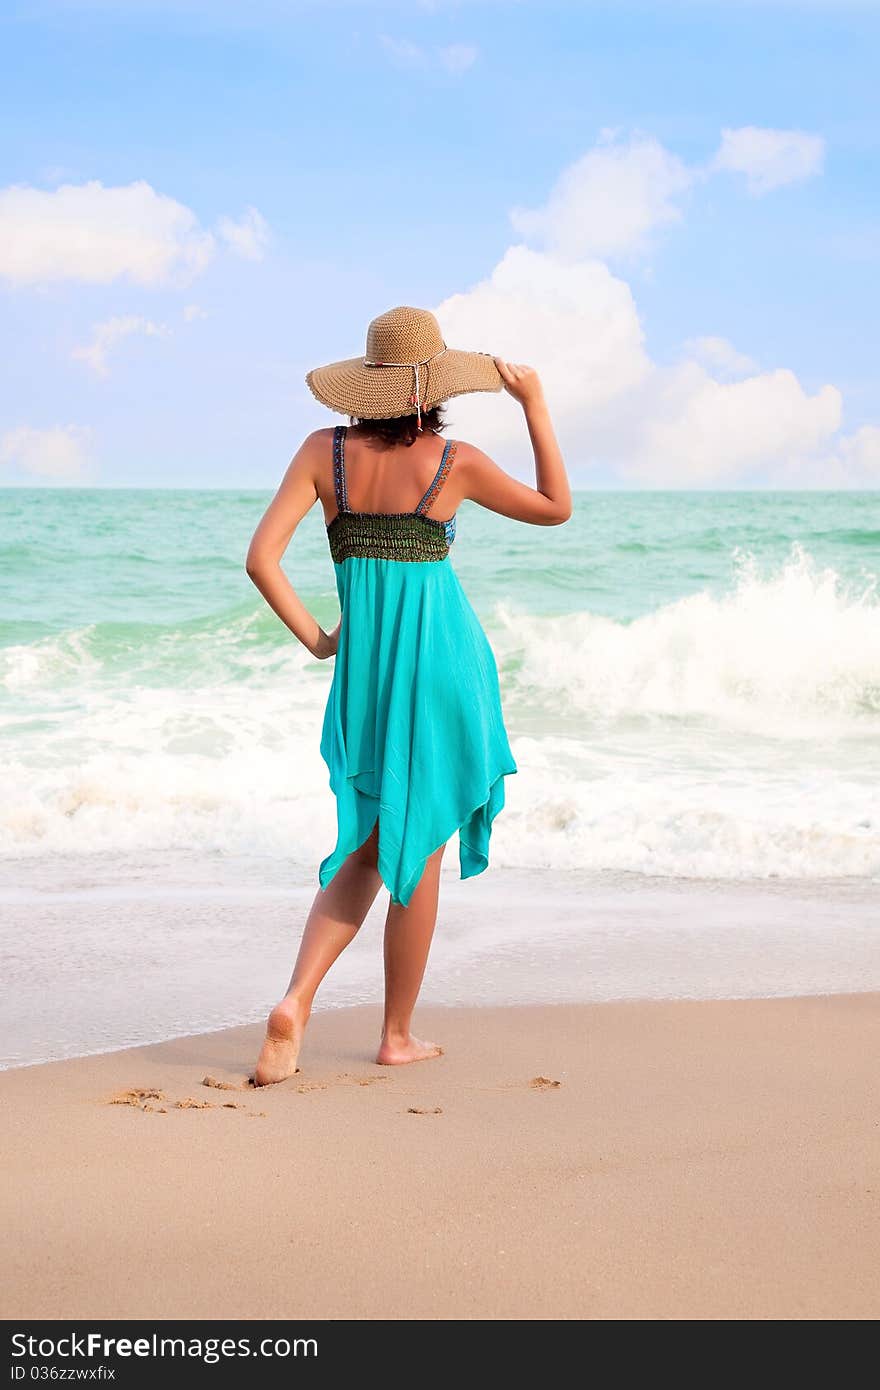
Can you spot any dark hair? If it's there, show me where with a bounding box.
[349,405,447,448]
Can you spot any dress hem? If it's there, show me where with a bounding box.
[318,762,517,908]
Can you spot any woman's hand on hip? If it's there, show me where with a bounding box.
[312,619,340,660]
[494,358,545,410]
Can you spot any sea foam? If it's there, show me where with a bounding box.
[496,546,880,733]
[1,547,878,879]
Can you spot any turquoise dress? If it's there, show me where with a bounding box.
[319,425,517,906]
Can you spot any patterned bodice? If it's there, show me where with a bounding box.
[327,425,458,565]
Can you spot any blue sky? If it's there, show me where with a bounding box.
[1,0,878,487]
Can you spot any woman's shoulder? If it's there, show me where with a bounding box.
[446,437,494,473]
[302,426,338,446]
[295,427,338,463]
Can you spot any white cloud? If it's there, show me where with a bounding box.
[439,43,478,73]
[216,206,270,261]
[380,34,479,73]
[72,315,169,377]
[833,425,880,485]
[631,365,840,485]
[439,246,842,484]
[511,131,693,260]
[436,133,849,486]
[0,180,215,287]
[0,181,271,286]
[712,126,826,194]
[508,126,827,265]
[685,336,758,380]
[182,303,208,322]
[438,244,650,454]
[439,247,839,486]
[441,247,845,484]
[762,422,880,489]
[0,425,93,481]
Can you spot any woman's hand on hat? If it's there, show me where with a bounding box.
[494,358,545,409]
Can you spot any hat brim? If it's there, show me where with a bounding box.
[305,347,502,419]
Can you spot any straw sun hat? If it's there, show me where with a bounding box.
[305,305,502,427]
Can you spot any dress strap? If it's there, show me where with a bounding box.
[332,425,349,515]
[415,439,458,517]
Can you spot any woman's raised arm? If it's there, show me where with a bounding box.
[458,360,572,526]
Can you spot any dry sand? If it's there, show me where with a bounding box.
[2,995,878,1320]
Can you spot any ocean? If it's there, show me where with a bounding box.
[2,488,879,1065]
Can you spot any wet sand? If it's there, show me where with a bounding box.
[5,866,879,1070]
[2,995,878,1320]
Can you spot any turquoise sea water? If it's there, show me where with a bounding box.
[1,488,879,881]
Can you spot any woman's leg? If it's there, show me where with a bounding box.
[254,824,383,1085]
[377,841,446,1065]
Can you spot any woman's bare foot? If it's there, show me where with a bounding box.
[376,1033,443,1066]
[254,996,309,1086]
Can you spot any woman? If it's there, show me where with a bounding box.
[246,306,570,1085]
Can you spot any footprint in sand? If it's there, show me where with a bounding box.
[201,1074,273,1096]
[175,1097,255,1111]
[107,1085,265,1116]
[203,1070,391,1095]
[295,1073,391,1094]
[203,1074,268,1090]
[109,1087,165,1109]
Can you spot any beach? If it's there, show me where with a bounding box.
[2,994,878,1321]
[2,488,879,1321]
[3,867,880,1071]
